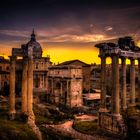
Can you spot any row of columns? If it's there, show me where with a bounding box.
[9,56,34,120]
[100,55,139,115]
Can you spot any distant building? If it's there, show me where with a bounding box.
[58,59,91,92]
[0,56,10,95]
[48,65,83,107]
[0,30,52,96]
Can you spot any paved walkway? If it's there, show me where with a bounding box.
[75,115,98,121]
[43,119,112,140]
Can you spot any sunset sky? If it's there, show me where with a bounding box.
[0,0,140,64]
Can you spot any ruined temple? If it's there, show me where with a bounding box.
[95,36,140,136]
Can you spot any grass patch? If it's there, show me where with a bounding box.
[0,118,38,140]
[73,120,98,135]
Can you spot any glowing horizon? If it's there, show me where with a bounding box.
[0,38,140,65]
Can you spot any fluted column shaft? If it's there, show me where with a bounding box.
[130,58,135,106]
[9,56,16,118]
[112,55,120,115]
[121,57,127,109]
[21,57,28,114]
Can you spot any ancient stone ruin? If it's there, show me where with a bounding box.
[9,30,42,140]
[95,36,140,136]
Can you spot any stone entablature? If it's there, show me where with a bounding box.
[48,65,82,79]
[99,46,140,58]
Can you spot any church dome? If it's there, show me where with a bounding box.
[26,29,42,58]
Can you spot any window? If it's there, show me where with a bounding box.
[6,66,9,70]
[36,62,38,69]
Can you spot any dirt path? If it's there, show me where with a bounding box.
[43,120,112,140]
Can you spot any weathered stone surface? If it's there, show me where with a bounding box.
[9,56,16,119]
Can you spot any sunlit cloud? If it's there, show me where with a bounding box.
[0,28,117,43]
[0,30,29,38]
[105,26,113,31]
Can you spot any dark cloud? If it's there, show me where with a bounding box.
[0,0,140,43]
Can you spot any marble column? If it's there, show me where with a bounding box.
[21,57,28,114]
[27,58,35,121]
[121,57,127,109]
[9,56,16,119]
[99,56,107,112]
[138,59,140,104]
[130,58,136,106]
[112,55,120,115]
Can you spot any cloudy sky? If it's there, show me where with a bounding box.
[0,0,140,64]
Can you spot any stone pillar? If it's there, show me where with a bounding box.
[51,79,54,95]
[9,56,16,119]
[112,55,120,115]
[121,57,127,109]
[99,56,107,112]
[27,58,35,122]
[66,80,70,106]
[21,57,28,114]
[138,59,140,105]
[51,78,54,103]
[60,81,63,97]
[130,58,136,106]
